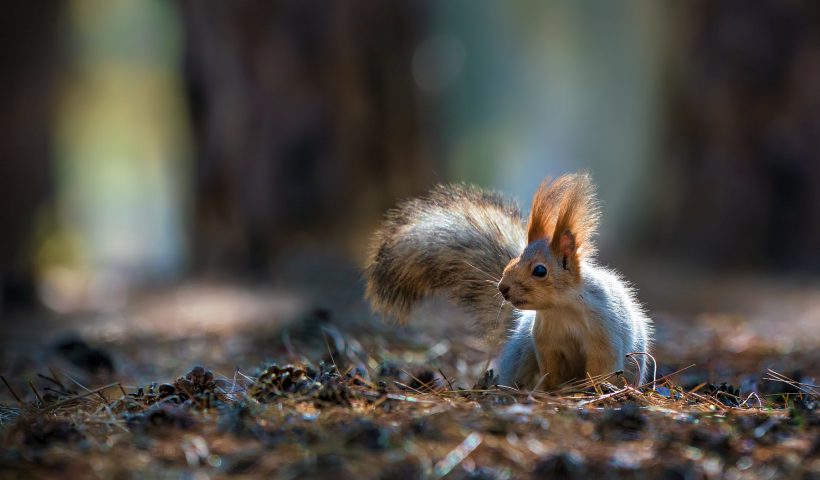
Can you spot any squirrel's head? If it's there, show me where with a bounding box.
[497,173,599,310]
[498,237,580,309]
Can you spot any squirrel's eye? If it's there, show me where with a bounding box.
[532,265,547,278]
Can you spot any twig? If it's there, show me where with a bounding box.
[48,366,68,392]
[738,392,764,409]
[235,370,257,384]
[434,432,483,479]
[561,370,618,388]
[229,368,240,395]
[763,369,819,396]
[349,373,378,390]
[685,391,728,412]
[38,373,68,393]
[636,364,696,391]
[1,376,23,405]
[393,381,427,396]
[28,381,45,407]
[626,355,643,389]
[41,383,123,412]
[625,352,658,390]
[578,386,630,406]
[551,371,618,396]
[523,373,553,403]
[689,382,706,394]
[401,369,445,397]
[385,393,438,404]
[438,368,455,391]
[321,330,341,376]
[587,372,604,396]
[530,372,550,394]
[61,371,110,404]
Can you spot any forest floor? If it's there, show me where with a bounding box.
[0,263,819,479]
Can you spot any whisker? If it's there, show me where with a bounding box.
[494,298,505,329]
[462,277,499,285]
[462,260,501,283]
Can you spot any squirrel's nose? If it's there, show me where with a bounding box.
[498,283,510,299]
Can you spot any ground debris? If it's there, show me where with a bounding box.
[595,402,646,440]
[18,418,84,447]
[532,451,586,479]
[248,364,316,400]
[124,403,197,433]
[1,317,818,480]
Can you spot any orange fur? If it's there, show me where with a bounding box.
[531,304,618,390]
[527,176,571,243]
[527,173,599,264]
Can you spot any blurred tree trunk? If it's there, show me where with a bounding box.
[0,2,65,309]
[177,0,433,277]
[657,0,820,270]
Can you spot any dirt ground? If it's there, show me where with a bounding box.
[0,261,818,479]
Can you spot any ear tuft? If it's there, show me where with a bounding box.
[527,176,574,243]
[529,172,599,265]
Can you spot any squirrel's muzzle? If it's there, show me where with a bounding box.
[498,282,511,300]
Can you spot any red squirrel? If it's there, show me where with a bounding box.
[365,173,652,390]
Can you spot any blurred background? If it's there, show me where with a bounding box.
[1,0,819,349]
[3,9,820,479]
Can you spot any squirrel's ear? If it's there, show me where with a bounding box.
[527,177,557,243]
[551,229,577,272]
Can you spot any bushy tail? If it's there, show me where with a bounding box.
[364,184,526,344]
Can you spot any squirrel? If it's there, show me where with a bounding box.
[364,173,652,391]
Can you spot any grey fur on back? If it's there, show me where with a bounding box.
[581,263,653,384]
[364,184,526,345]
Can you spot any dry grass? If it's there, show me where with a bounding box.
[1,322,818,480]
[0,281,818,479]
